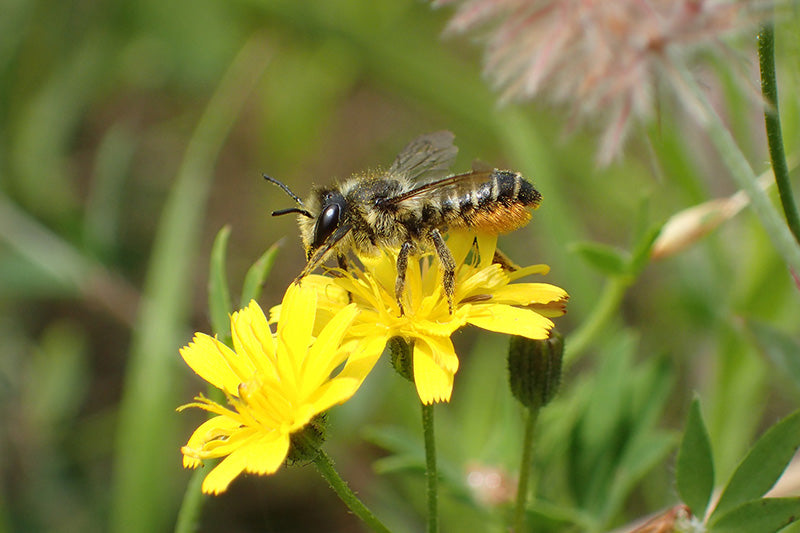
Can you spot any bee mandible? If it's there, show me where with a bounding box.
[266,131,541,315]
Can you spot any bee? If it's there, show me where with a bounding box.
[266,131,541,314]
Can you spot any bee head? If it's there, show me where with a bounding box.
[264,175,352,277]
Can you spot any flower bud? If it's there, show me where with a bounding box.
[507,331,564,409]
[287,414,327,464]
[388,336,414,383]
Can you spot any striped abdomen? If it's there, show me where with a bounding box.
[441,170,541,233]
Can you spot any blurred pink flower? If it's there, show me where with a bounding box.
[436,0,772,165]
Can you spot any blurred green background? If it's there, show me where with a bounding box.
[2,1,799,532]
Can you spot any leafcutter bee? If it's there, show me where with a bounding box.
[266,131,541,314]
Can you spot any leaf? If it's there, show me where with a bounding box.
[569,241,629,277]
[239,238,282,308]
[711,409,800,519]
[676,397,715,517]
[208,226,232,339]
[709,497,800,533]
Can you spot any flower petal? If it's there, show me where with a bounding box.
[275,284,317,391]
[231,300,277,378]
[413,337,457,404]
[200,444,251,495]
[488,283,568,307]
[180,333,243,395]
[303,303,358,394]
[241,433,291,475]
[467,303,554,339]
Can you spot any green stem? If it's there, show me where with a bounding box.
[673,61,800,275]
[514,405,541,533]
[422,402,439,533]
[563,277,629,368]
[758,23,800,244]
[313,450,391,533]
[111,36,271,533]
[174,468,207,533]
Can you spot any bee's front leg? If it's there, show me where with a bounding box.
[395,241,413,316]
[429,228,455,313]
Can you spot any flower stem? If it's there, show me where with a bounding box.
[563,277,629,368]
[313,450,391,533]
[422,402,439,533]
[673,61,800,275]
[514,404,541,533]
[758,23,800,245]
[174,468,207,533]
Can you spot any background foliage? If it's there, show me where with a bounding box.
[1,1,799,532]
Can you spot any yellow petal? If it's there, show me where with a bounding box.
[488,283,568,306]
[180,333,243,395]
[507,263,550,281]
[446,232,476,269]
[275,284,317,391]
[474,233,498,269]
[303,303,358,395]
[467,304,554,339]
[231,300,277,379]
[413,338,456,404]
[308,376,362,413]
[182,415,242,458]
[241,433,291,475]
[201,444,251,494]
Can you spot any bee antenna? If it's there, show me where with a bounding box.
[263,174,305,206]
[272,207,313,218]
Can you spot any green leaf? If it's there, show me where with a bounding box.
[208,226,232,339]
[709,497,800,533]
[676,397,715,517]
[569,241,629,276]
[748,320,800,394]
[239,238,282,309]
[712,409,800,519]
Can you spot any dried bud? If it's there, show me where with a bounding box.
[507,331,564,409]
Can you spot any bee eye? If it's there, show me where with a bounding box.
[312,203,341,248]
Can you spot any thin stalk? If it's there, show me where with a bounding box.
[422,402,439,533]
[174,469,207,533]
[514,405,541,533]
[672,61,800,275]
[758,23,800,244]
[313,450,391,533]
[563,277,629,368]
[110,36,271,533]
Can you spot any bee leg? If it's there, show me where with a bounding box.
[395,241,413,316]
[337,254,354,303]
[492,248,520,272]
[429,228,455,313]
[336,254,349,272]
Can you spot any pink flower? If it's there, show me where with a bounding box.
[438,0,772,164]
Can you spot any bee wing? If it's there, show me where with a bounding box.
[379,169,494,206]
[388,131,458,182]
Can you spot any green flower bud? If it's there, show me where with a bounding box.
[507,331,564,408]
[287,414,327,464]
[388,336,414,383]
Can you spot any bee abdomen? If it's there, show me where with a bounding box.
[451,170,541,233]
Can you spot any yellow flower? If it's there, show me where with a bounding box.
[178,283,385,494]
[278,233,568,405]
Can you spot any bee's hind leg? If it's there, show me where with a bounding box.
[395,241,413,316]
[492,248,520,272]
[429,229,455,313]
[336,254,349,272]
